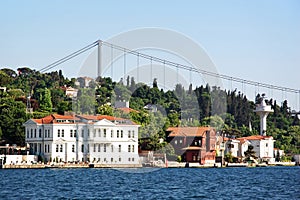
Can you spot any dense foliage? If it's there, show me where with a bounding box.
[0,67,299,155]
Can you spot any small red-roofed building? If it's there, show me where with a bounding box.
[236,135,275,162]
[166,127,216,165]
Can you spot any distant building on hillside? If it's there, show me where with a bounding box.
[114,101,138,114]
[75,77,94,88]
[23,114,140,167]
[61,85,78,98]
[166,127,216,165]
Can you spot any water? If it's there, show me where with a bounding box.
[0,167,299,199]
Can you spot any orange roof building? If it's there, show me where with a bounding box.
[166,127,216,165]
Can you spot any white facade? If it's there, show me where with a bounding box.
[238,135,275,162]
[225,139,240,157]
[24,114,140,166]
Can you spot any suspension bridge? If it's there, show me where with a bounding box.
[38,40,300,112]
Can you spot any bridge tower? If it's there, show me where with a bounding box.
[254,94,273,136]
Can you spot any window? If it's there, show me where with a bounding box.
[104,144,106,152]
[34,129,36,138]
[56,145,59,152]
[111,157,113,162]
[62,129,64,137]
[93,130,96,138]
[179,139,182,144]
[87,129,90,137]
[118,145,121,152]
[132,130,135,138]
[119,157,121,162]
[117,130,119,138]
[111,145,114,152]
[39,129,42,138]
[98,129,101,137]
[98,144,101,152]
[31,129,33,138]
[74,130,77,137]
[48,145,50,153]
[103,129,106,137]
[60,145,63,152]
[175,140,178,145]
[82,129,84,137]
[70,130,73,137]
[228,144,234,148]
[87,144,89,153]
[27,130,29,138]
[45,145,47,153]
[111,130,113,138]
[128,158,131,161]
[132,157,134,162]
[132,145,134,153]
[128,145,131,152]
[81,145,84,153]
[94,144,96,152]
[121,130,123,138]
[39,144,41,153]
[47,130,50,138]
[72,145,75,152]
[44,130,47,138]
[128,131,131,138]
[266,143,268,147]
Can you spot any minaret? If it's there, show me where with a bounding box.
[254,94,273,136]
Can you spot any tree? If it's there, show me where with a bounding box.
[244,145,257,161]
[97,104,114,116]
[0,97,28,145]
[153,78,158,88]
[38,88,53,112]
[224,153,233,163]
[57,101,70,115]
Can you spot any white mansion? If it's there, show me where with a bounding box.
[24,114,140,166]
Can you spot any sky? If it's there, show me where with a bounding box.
[0,0,299,109]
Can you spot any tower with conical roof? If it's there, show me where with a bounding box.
[254,94,273,136]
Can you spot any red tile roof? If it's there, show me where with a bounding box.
[117,107,139,114]
[167,127,215,137]
[238,135,273,141]
[32,114,82,124]
[31,114,137,125]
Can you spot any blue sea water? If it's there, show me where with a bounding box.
[0,166,299,199]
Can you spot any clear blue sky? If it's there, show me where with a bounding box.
[0,0,299,108]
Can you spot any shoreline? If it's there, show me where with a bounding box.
[1,162,297,169]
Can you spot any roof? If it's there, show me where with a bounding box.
[30,114,137,125]
[117,107,139,114]
[236,138,249,144]
[238,135,273,141]
[167,127,215,137]
[32,114,79,124]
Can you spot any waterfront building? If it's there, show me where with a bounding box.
[166,127,216,165]
[237,135,275,162]
[224,138,240,158]
[23,114,140,166]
